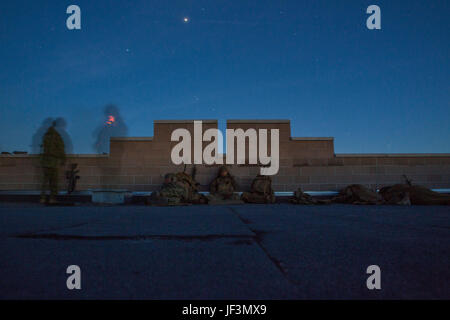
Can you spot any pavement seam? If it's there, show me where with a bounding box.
[227,206,296,285]
[11,234,256,242]
[9,219,102,238]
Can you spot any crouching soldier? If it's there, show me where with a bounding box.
[147,172,207,205]
[40,122,66,204]
[175,172,208,204]
[147,173,186,205]
[208,166,241,203]
[241,175,276,204]
[209,165,238,199]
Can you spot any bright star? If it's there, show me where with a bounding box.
[183,17,189,23]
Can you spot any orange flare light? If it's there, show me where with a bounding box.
[106,115,115,125]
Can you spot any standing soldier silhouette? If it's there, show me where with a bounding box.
[40,122,66,204]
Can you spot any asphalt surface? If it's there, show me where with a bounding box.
[0,203,449,299]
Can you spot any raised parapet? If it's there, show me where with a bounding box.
[154,120,219,165]
[110,119,334,166]
[290,137,335,166]
[227,119,291,140]
[226,119,334,165]
[153,120,218,142]
[226,120,290,165]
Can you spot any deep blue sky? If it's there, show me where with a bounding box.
[0,0,449,154]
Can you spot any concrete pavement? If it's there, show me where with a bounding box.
[0,203,449,299]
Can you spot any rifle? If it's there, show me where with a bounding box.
[192,165,197,181]
[66,163,80,194]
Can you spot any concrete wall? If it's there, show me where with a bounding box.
[1,120,449,192]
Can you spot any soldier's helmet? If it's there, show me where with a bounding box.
[164,173,177,184]
[218,165,230,177]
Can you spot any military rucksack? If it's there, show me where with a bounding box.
[175,172,198,190]
[175,172,208,204]
[241,175,275,204]
[251,175,273,195]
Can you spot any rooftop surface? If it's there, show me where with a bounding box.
[0,203,449,299]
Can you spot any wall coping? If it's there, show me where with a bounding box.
[3,152,448,159]
[68,154,109,158]
[0,154,108,158]
[336,153,450,158]
[110,137,154,141]
[291,137,334,141]
[227,119,290,124]
[154,120,217,124]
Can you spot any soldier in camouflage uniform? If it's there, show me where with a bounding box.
[332,184,383,205]
[175,172,208,204]
[147,173,186,205]
[40,122,66,204]
[290,188,320,205]
[147,172,207,205]
[241,174,276,204]
[379,184,450,205]
[208,166,240,202]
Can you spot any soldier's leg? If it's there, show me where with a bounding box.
[40,168,49,203]
[190,192,208,204]
[146,191,169,205]
[242,192,267,204]
[49,169,58,203]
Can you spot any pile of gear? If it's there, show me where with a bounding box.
[146,170,208,206]
[290,189,330,205]
[241,175,276,204]
[290,180,450,206]
[331,184,385,205]
[146,166,450,206]
[379,184,450,205]
[146,165,278,206]
[208,166,242,204]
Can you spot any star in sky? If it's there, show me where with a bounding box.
[183,17,189,23]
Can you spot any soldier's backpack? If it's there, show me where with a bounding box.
[251,175,273,195]
[175,172,208,204]
[241,175,276,204]
[175,172,197,190]
[379,184,450,205]
[333,184,383,205]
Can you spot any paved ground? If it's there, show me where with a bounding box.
[0,203,449,299]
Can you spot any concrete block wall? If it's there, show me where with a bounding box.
[1,120,449,192]
[292,154,450,192]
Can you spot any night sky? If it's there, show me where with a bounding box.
[0,0,449,154]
